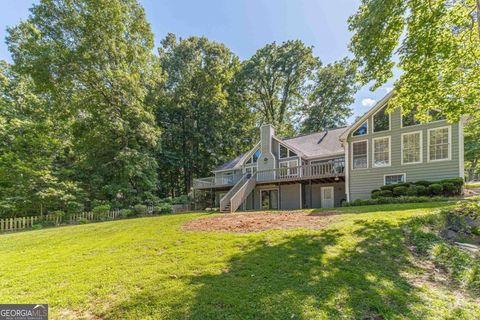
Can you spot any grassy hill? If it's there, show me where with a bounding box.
[0,202,479,319]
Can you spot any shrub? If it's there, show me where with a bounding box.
[133,204,148,216]
[343,196,453,207]
[380,185,396,192]
[428,183,443,196]
[416,185,428,196]
[406,185,418,196]
[92,204,111,221]
[442,182,456,196]
[31,223,43,230]
[119,209,134,218]
[154,203,173,214]
[77,218,88,224]
[378,190,393,198]
[371,189,382,199]
[393,186,408,197]
[414,180,432,187]
[172,195,190,205]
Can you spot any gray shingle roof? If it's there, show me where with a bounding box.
[214,153,245,171]
[282,127,348,158]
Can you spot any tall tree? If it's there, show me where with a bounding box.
[6,0,162,206]
[0,62,83,217]
[349,0,480,122]
[465,117,480,181]
[157,34,255,195]
[300,58,357,133]
[239,40,319,136]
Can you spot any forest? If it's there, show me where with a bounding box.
[0,0,478,217]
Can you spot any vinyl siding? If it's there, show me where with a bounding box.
[347,107,462,200]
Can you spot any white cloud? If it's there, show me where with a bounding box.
[384,87,393,93]
[361,98,377,108]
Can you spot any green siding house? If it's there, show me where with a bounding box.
[193,92,465,212]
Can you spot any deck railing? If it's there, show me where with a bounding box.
[193,159,345,189]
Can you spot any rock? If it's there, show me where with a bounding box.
[465,216,480,228]
[446,229,458,239]
[169,274,178,279]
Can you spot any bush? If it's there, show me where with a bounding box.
[371,189,382,199]
[442,182,456,196]
[92,204,111,221]
[343,196,453,207]
[406,185,418,196]
[133,204,148,216]
[31,223,43,230]
[77,218,88,224]
[393,186,408,197]
[172,195,190,205]
[380,185,396,192]
[154,203,173,214]
[416,185,428,196]
[119,209,134,218]
[378,190,393,198]
[414,180,432,187]
[428,183,443,196]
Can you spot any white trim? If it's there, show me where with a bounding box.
[273,136,305,158]
[383,173,407,186]
[299,183,302,209]
[344,141,350,202]
[340,90,394,141]
[372,105,391,133]
[372,136,391,168]
[427,125,452,163]
[352,120,369,137]
[401,130,423,165]
[351,139,369,170]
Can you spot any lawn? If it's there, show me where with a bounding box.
[1,202,479,319]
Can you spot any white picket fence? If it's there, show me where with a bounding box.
[0,206,157,233]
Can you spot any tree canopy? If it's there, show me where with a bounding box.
[349,0,480,122]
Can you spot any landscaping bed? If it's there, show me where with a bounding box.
[183,211,337,233]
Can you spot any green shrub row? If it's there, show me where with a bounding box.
[371,178,464,199]
[344,196,456,207]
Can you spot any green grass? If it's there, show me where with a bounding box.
[466,181,480,188]
[1,202,479,319]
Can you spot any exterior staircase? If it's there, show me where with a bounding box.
[220,173,257,213]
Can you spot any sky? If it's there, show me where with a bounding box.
[0,0,396,123]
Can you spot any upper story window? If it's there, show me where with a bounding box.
[428,126,450,162]
[373,136,390,167]
[402,131,422,164]
[352,121,368,136]
[246,149,261,164]
[373,105,390,132]
[402,109,421,127]
[352,140,368,169]
[429,109,446,122]
[279,144,297,159]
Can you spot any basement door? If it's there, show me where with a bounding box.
[320,186,334,208]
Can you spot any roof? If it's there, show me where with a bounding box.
[214,153,245,171]
[282,127,349,159]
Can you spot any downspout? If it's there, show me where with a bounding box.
[344,140,350,202]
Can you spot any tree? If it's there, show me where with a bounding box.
[239,40,319,136]
[157,34,256,195]
[300,58,357,133]
[6,0,162,206]
[0,61,84,217]
[465,117,480,181]
[349,0,480,122]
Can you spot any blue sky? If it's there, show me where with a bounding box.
[0,0,395,123]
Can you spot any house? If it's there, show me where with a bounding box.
[193,92,465,212]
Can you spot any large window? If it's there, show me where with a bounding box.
[352,140,368,169]
[353,121,368,136]
[279,144,297,158]
[428,126,450,162]
[373,137,390,167]
[246,149,261,164]
[384,174,406,185]
[402,131,422,164]
[402,109,421,127]
[373,106,390,132]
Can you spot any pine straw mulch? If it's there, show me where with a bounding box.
[183,210,339,233]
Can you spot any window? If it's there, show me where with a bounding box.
[373,106,390,132]
[384,174,406,185]
[279,144,297,158]
[402,109,421,127]
[428,126,450,161]
[352,140,368,169]
[279,160,298,177]
[402,131,422,164]
[429,109,446,122]
[246,149,261,165]
[353,121,368,136]
[373,137,390,167]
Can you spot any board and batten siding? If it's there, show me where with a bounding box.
[347,107,462,200]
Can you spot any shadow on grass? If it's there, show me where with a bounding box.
[105,218,441,319]
[311,201,450,215]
